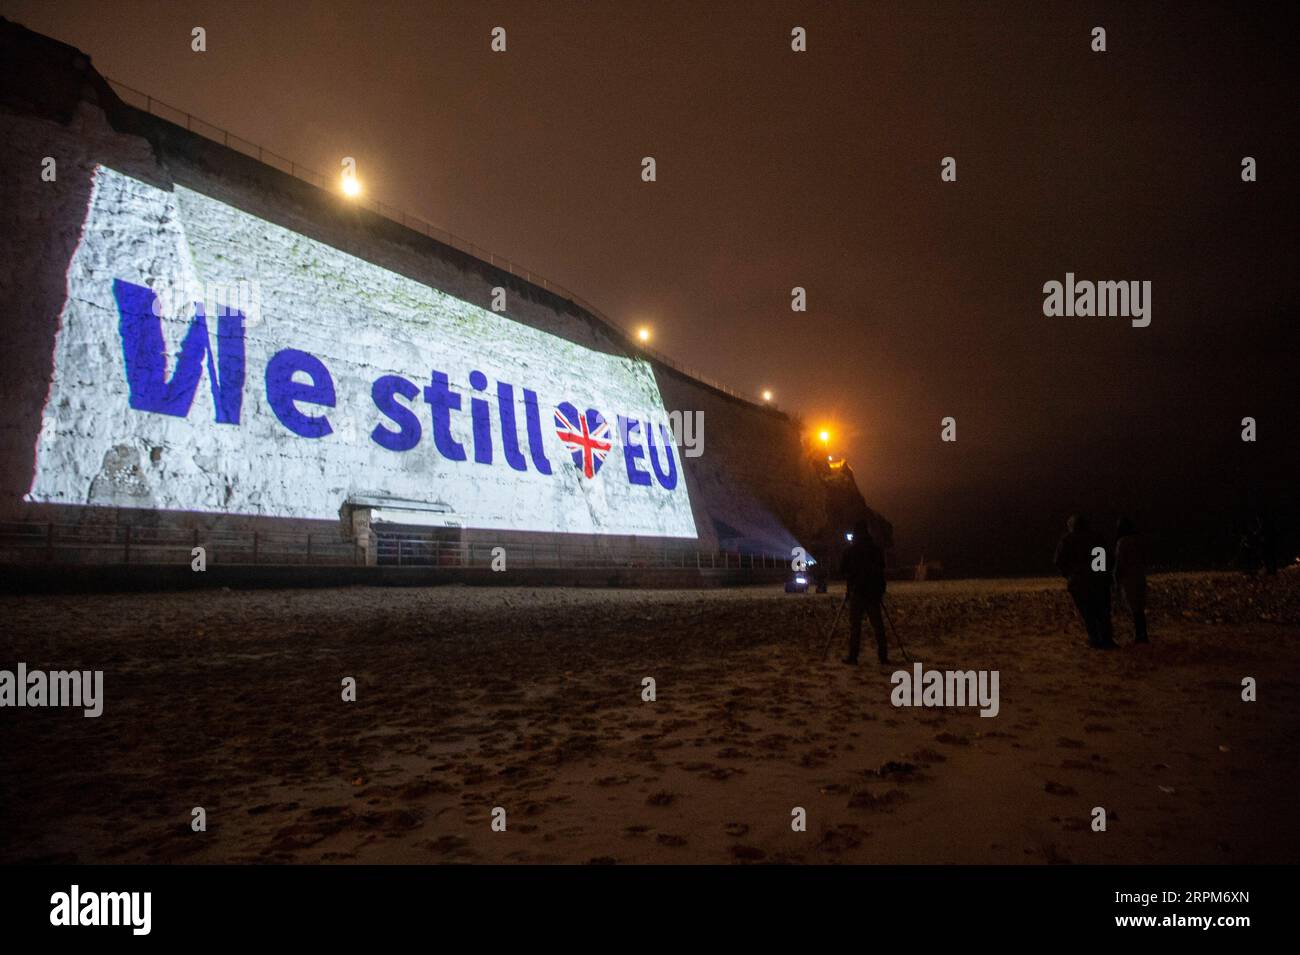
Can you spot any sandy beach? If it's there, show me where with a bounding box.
[2,571,1298,864]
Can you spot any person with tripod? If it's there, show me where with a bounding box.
[840,518,889,666]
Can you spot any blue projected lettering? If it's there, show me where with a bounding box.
[108,279,680,490]
[113,278,245,424]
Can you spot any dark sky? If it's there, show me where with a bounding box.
[5,0,1296,573]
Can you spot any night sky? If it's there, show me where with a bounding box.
[4,0,1296,574]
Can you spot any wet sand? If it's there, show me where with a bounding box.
[2,571,1298,864]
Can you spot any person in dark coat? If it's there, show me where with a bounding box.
[812,553,830,594]
[839,518,888,665]
[1054,514,1116,649]
[1113,517,1148,644]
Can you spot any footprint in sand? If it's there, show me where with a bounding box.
[909,747,948,765]
[871,759,921,780]
[656,834,687,847]
[646,791,677,807]
[425,834,473,858]
[706,766,743,780]
[848,788,908,811]
[269,811,353,851]
[1044,781,1078,796]
[1041,843,1073,865]
[724,822,750,838]
[357,809,424,833]
[816,824,865,853]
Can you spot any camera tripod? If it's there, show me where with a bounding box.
[818,592,912,663]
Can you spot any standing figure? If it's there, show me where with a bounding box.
[839,519,888,665]
[1114,517,1148,644]
[1054,514,1117,649]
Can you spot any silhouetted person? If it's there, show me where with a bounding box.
[812,560,829,594]
[840,518,888,665]
[1054,514,1116,649]
[1114,517,1148,644]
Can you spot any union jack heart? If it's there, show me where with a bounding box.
[554,402,612,479]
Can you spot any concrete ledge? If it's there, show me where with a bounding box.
[0,562,790,594]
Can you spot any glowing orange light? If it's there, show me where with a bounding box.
[761,389,773,402]
[637,327,651,343]
[341,174,362,198]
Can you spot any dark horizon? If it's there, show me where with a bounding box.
[3,0,1295,576]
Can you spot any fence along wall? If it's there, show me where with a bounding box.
[0,20,834,568]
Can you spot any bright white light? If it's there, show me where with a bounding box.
[341,174,362,198]
[637,327,651,343]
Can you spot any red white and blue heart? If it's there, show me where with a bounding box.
[554,402,612,479]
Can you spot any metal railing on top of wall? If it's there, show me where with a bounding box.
[102,77,763,408]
